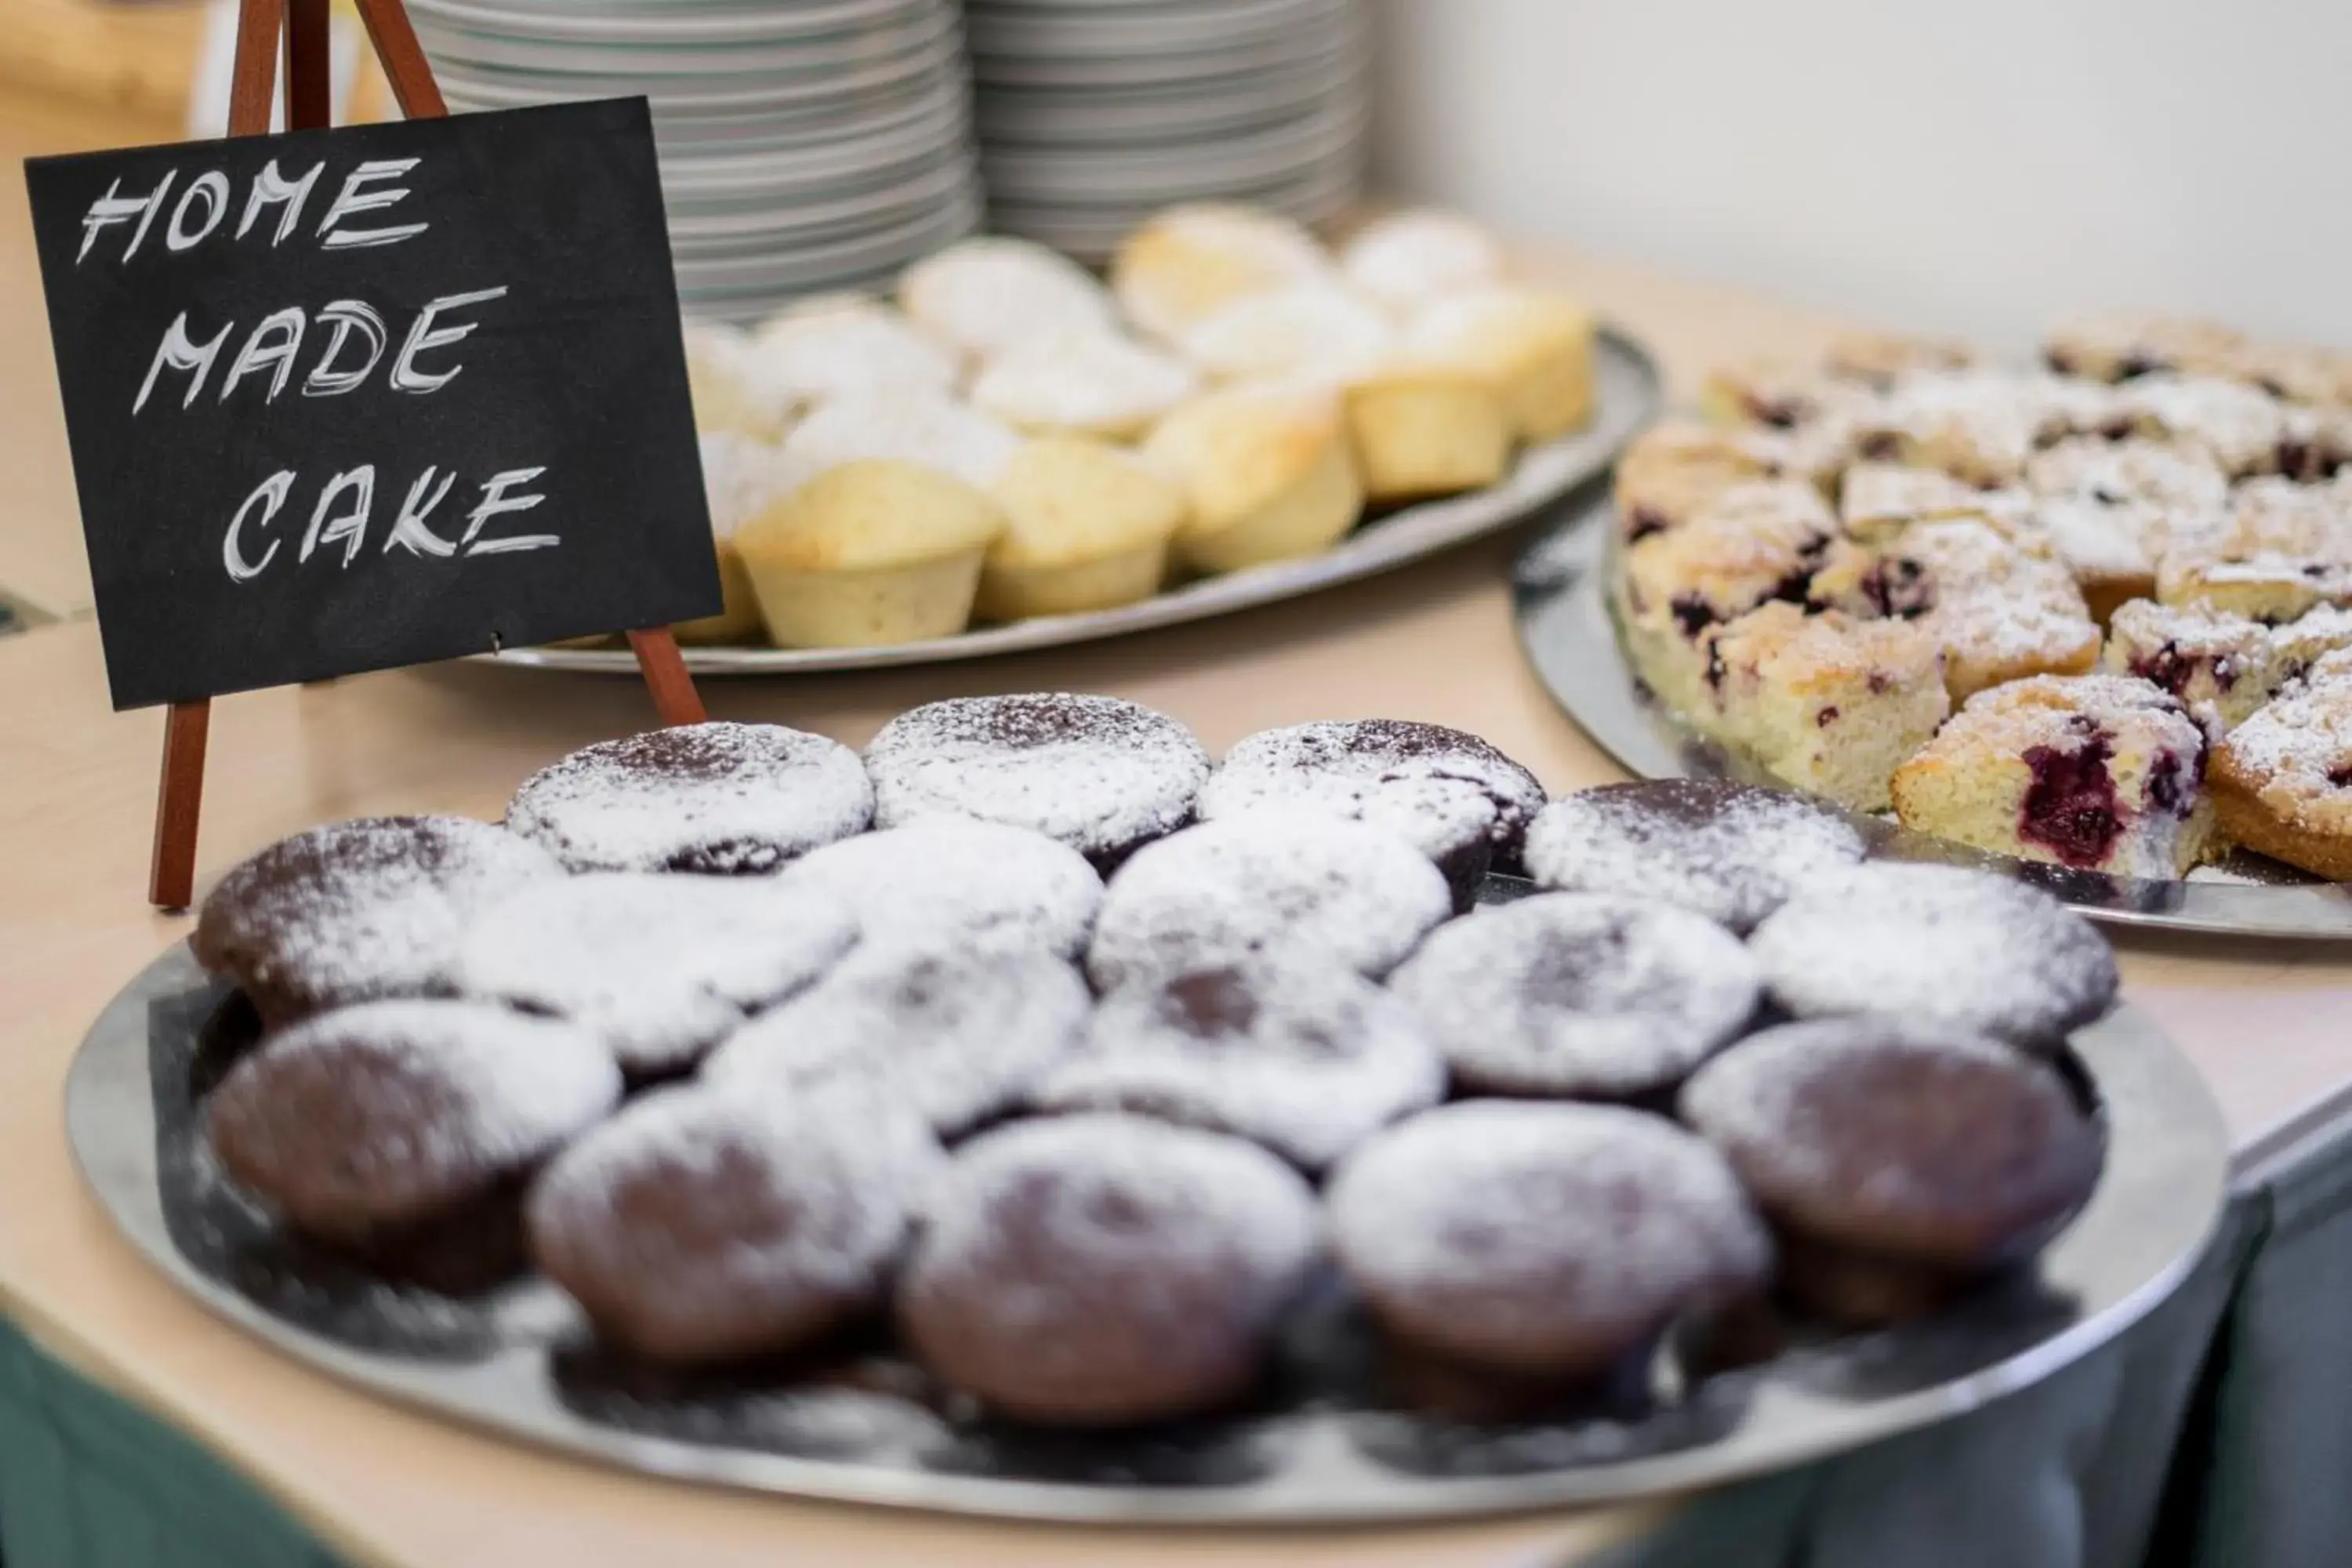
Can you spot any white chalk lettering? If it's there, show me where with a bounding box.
[382,466,459,557]
[132,311,231,414]
[299,466,376,566]
[164,171,230,252]
[302,301,387,397]
[389,286,506,394]
[219,307,307,403]
[77,171,176,263]
[235,159,323,246]
[223,470,297,582]
[316,158,426,249]
[460,467,556,555]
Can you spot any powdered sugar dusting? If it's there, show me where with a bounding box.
[527,1083,942,1346]
[456,873,858,1075]
[900,237,1116,361]
[1085,811,1451,992]
[1679,1017,2100,1253]
[704,938,1090,1135]
[697,434,798,541]
[2216,660,2352,830]
[780,818,1102,958]
[1748,863,2118,1048]
[1033,958,1443,1170]
[1327,1102,1768,1323]
[1523,781,1865,932]
[865,694,1210,869]
[1390,894,1760,1097]
[504,722,873,876]
[1679,1019,2032,1207]
[1341,211,1504,314]
[1196,720,1547,868]
[968,329,1198,436]
[211,999,620,1236]
[194,815,564,1017]
[776,393,1022,492]
[749,307,959,409]
[906,1112,1320,1321]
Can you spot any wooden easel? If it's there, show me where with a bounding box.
[149,0,706,909]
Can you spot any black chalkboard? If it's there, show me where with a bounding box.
[25,97,720,710]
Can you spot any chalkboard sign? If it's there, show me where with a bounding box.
[25,96,720,710]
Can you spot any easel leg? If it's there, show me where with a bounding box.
[351,0,451,118]
[150,701,210,910]
[626,630,707,727]
[284,0,332,129]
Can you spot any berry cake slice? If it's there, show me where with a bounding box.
[1699,357,1862,430]
[2101,600,2282,735]
[1699,601,1950,811]
[2209,652,2352,879]
[2042,314,2245,383]
[1614,481,1838,718]
[2025,435,2229,514]
[1891,673,2216,877]
[2114,375,2309,478]
[1613,419,1806,543]
[1837,463,2026,542]
[1814,518,2102,703]
[2156,477,2352,623]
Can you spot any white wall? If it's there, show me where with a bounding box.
[1370,0,2352,350]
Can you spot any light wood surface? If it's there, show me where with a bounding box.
[4,85,2352,1568]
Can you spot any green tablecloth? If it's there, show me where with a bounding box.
[2,1120,2346,1568]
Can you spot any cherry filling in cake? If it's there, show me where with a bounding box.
[2129,641,2240,699]
[1625,506,1671,542]
[2017,733,2124,868]
[1862,557,1936,619]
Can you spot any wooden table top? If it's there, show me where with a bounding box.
[3,86,2351,1568]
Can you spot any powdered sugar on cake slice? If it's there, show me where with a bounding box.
[1033,958,1444,1170]
[703,938,1090,1136]
[1327,1101,1768,1312]
[1389,893,1760,1097]
[1746,863,2118,1050]
[1084,811,1452,992]
[779,818,1102,957]
[1523,780,1865,932]
[456,873,859,1075]
[864,694,1210,870]
[504,722,873,876]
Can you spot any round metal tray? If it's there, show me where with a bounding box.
[1512,488,2352,939]
[477,328,1662,678]
[67,937,2225,1525]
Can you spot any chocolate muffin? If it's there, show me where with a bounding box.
[779,817,1103,958]
[1194,719,1548,904]
[503,721,873,875]
[193,815,565,1029]
[1327,1102,1770,1381]
[1522,779,1867,933]
[1679,1018,2103,1326]
[1745,863,2119,1051]
[862,693,1210,872]
[896,1113,1320,1425]
[702,938,1090,1137]
[1032,958,1444,1171]
[528,1085,942,1365]
[208,1000,621,1245]
[1084,811,1452,993]
[455,873,858,1077]
[1388,894,1760,1101]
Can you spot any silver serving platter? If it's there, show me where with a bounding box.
[1512,488,2352,939]
[67,937,2225,1525]
[479,328,1662,678]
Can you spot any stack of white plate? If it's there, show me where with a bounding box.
[966,0,1370,260]
[409,0,984,321]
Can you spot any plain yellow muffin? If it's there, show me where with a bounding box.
[1404,285,1598,441]
[978,436,1188,621]
[673,432,795,645]
[681,321,792,441]
[1142,385,1365,575]
[1341,359,1512,503]
[732,459,1007,648]
[1112,204,1334,343]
